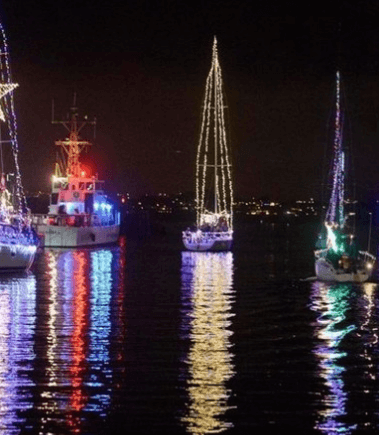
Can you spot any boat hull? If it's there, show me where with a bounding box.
[314,250,374,283]
[182,231,232,252]
[0,242,36,272]
[36,224,120,248]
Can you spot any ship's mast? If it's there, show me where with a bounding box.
[52,94,96,178]
[326,71,344,228]
[213,38,218,215]
[196,37,233,229]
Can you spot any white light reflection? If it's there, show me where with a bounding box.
[88,248,113,414]
[37,249,77,433]
[310,281,357,434]
[0,274,36,432]
[180,251,235,434]
[356,282,378,432]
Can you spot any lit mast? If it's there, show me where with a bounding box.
[52,94,96,178]
[196,37,233,229]
[326,71,344,228]
[213,37,218,216]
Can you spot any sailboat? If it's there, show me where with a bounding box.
[0,22,38,271]
[182,37,233,252]
[32,98,120,247]
[314,71,375,282]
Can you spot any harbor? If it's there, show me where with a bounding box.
[1,5,379,435]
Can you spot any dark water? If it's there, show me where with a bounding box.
[1,220,379,434]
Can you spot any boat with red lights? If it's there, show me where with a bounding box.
[182,37,233,252]
[32,98,120,247]
[0,22,38,271]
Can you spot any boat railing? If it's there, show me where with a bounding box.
[359,250,376,262]
[182,229,233,240]
[0,222,37,246]
[32,213,117,228]
[316,248,376,264]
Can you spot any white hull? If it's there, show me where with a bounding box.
[36,224,120,248]
[182,231,232,252]
[0,242,36,271]
[314,250,375,283]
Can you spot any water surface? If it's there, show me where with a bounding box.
[0,221,378,434]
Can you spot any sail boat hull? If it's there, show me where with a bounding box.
[0,242,36,271]
[182,230,233,252]
[314,250,374,283]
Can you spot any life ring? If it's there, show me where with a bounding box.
[73,192,80,199]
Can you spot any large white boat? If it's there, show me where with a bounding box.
[0,22,38,271]
[314,71,375,282]
[32,98,120,247]
[182,37,233,252]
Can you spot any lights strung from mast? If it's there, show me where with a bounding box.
[195,37,233,230]
[0,83,18,122]
[326,70,344,229]
[0,21,26,219]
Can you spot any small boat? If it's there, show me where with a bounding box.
[182,37,233,252]
[32,97,120,247]
[314,71,375,282]
[0,22,38,271]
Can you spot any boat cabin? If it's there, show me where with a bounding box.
[48,174,116,226]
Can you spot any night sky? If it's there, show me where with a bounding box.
[1,2,379,201]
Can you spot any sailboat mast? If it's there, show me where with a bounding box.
[326,70,344,228]
[195,37,233,230]
[213,37,218,215]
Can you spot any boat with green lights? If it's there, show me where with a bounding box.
[314,71,375,282]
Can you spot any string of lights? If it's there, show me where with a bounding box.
[326,70,344,228]
[0,21,27,220]
[195,37,233,230]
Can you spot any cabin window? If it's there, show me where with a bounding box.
[72,185,76,190]
[79,182,85,190]
[63,184,69,190]
[51,193,58,205]
[86,182,93,190]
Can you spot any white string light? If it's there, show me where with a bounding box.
[0,21,27,221]
[326,70,344,228]
[195,37,233,230]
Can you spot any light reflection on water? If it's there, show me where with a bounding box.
[0,274,36,435]
[34,242,125,434]
[310,280,379,434]
[180,251,235,434]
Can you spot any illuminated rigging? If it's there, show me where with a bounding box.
[196,36,233,230]
[325,71,344,229]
